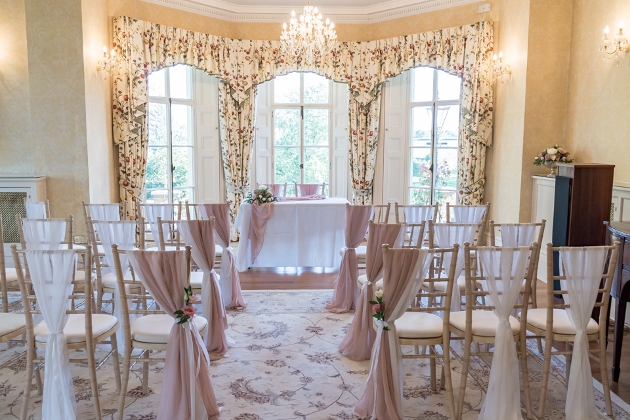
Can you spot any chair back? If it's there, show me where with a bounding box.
[394,202,438,224]
[489,220,545,247]
[137,203,182,249]
[17,216,74,250]
[446,202,490,223]
[24,199,50,219]
[90,218,143,286]
[82,202,124,223]
[296,183,321,197]
[264,183,287,197]
[372,203,391,223]
[401,222,426,249]
[157,218,185,250]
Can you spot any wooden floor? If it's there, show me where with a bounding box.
[240,267,630,405]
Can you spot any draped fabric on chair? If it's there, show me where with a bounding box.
[451,205,487,223]
[219,83,257,240]
[433,223,478,311]
[95,221,137,352]
[339,223,402,361]
[112,18,493,222]
[201,204,246,309]
[403,206,435,223]
[267,184,282,196]
[88,204,121,222]
[500,224,536,247]
[179,220,230,359]
[326,205,373,313]
[127,250,220,420]
[560,247,610,420]
[297,184,320,197]
[26,250,77,420]
[145,205,174,250]
[22,219,66,250]
[476,247,530,420]
[25,201,48,219]
[354,248,433,419]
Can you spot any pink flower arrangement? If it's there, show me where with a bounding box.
[369,289,389,331]
[372,303,382,313]
[188,295,199,304]
[244,185,278,206]
[174,285,198,324]
[533,145,573,166]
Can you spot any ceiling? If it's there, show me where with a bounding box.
[142,0,484,23]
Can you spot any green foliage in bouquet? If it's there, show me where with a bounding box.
[533,145,573,166]
[244,185,278,205]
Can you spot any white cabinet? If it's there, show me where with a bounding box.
[531,176,556,281]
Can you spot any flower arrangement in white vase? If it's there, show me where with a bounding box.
[533,145,573,177]
[244,185,278,205]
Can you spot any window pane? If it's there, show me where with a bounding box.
[146,189,169,204]
[148,102,167,145]
[171,104,193,145]
[304,147,329,184]
[275,147,300,184]
[437,70,461,101]
[172,147,194,188]
[173,188,194,204]
[169,65,191,99]
[274,73,301,103]
[148,68,166,97]
[304,73,329,104]
[274,109,301,146]
[411,106,433,147]
[434,147,458,191]
[304,109,329,146]
[436,105,460,146]
[410,148,432,187]
[146,147,168,189]
[409,188,431,205]
[411,67,434,102]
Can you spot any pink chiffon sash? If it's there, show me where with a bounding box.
[267,184,283,196]
[326,205,373,313]
[203,204,246,309]
[249,204,274,264]
[338,223,402,361]
[297,183,320,196]
[128,250,219,420]
[179,220,229,359]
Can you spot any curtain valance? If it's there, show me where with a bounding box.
[112,16,493,218]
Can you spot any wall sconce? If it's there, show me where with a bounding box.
[601,23,629,64]
[492,51,512,82]
[96,46,115,78]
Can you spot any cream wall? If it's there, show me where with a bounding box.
[565,0,630,188]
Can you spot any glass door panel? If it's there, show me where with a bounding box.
[274,109,301,146]
[304,147,329,185]
[411,106,433,146]
[304,109,329,146]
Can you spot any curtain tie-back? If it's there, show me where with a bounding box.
[227,185,249,194]
[352,188,371,197]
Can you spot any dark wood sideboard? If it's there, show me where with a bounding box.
[605,221,630,382]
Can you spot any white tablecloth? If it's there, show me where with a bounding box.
[234,198,348,271]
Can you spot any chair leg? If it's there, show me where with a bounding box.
[536,338,544,354]
[110,333,122,394]
[457,337,472,420]
[538,336,554,418]
[20,348,34,420]
[442,343,456,420]
[142,350,150,395]
[430,346,437,392]
[519,336,533,419]
[34,364,42,394]
[598,337,614,417]
[87,342,102,420]
[118,347,132,420]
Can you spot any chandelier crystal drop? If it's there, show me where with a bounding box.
[280,0,337,65]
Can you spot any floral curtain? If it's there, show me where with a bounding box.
[112,17,494,219]
[219,83,257,239]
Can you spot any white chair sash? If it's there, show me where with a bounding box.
[22,219,66,250]
[560,247,609,420]
[89,204,120,222]
[433,223,478,311]
[500,224,536,247]
[403,206,434,223]
[452,205,487,223]
[477,247,530,420]
[145,205,175,250]
[199,206,231,303]
[26,250,77,420]
[95,221,136,352]
[25,201,47,219]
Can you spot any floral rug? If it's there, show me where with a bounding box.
[0,290,629,419]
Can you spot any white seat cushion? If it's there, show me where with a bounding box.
[433,275,466,292]
[190,271,220,289]
[395,312,443,339]
[34,314,118,344]
[0,313,26,337]
[131,314,207,344]
[449,310,520,336]
[4,268,18,283]
[102,271,134,289]
[526,308,599,335]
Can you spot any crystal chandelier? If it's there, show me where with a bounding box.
[280,0,337,65]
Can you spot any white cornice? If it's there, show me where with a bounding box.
[140,0,484,23]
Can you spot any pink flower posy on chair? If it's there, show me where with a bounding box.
[175,285,198,324]
[369,289,389,331]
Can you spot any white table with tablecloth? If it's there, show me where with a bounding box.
[234,197,348,271]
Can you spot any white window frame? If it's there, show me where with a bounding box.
[146,66,196,203]
[406,68,461,205]
[271,73,333,191]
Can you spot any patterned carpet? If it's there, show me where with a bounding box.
[0,290,629,419]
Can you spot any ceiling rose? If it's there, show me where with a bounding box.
[280,0,337,65]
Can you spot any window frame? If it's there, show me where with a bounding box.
[146,65,196,203]
[271,72,333,193]
[406,68,461,206]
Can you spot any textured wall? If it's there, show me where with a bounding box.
[565,0,630,187]
[24,0,90,230]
